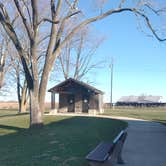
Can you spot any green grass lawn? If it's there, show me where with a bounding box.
[104,107,166,125]
[0,110,127,166]
[0,109,18,116]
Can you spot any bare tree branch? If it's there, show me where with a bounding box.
[11,13,19,26]
[22,0,33,26]
[144,4,166,16]
[37,35,50,45]
[65,0,79,11]
[37,18,59,26]
[13,0,33,40]
[73,34,83,79]
[0,3,33,89]
[57,6,166,54]
[135,10,166,42]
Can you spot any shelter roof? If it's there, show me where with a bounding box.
[48,78,104,94]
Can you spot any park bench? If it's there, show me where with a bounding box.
[86,130,127,166]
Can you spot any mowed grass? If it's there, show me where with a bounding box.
[104,107,166,125]
[0,109,19,117]
[0,110,127,166]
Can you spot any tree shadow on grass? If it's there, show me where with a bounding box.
[0,112,29,118]
[0,116,127,166]
[0,124,24,131]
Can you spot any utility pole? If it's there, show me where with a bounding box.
[109,58,113,108]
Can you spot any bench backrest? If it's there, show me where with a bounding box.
[113,130,124,144]
[107,130,127,154]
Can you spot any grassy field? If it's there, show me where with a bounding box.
[104,107,166,125]
[0,110,127,166]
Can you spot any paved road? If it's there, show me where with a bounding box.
[117,119,166,166]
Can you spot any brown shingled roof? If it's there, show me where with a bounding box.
[48,78,104,94]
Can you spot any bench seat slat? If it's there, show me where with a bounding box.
[86,142,113,162]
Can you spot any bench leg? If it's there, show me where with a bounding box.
[103,142,122,166]
[117,156,125,164]
[117,141,125,164]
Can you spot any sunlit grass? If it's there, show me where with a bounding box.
[0,110,127,166]
[104,107,166,125]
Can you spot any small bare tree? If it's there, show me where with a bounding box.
[10,57,28,113]
[58,27,105,80]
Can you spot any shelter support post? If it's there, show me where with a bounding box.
[51,92,55,109]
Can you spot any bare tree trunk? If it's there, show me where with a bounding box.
[0,67,4,89]
[30,89,43,128]
[17,80,28,113]
[17,84,27,113]
[19,80,28,113]
[38,0,62,112]
[20,81,28,112]
[29,53,43,127]
[17,70,21,113]
[39,58,54,113]
[20,100,27,112]
[15,64,28,113]
[0,40,7,89]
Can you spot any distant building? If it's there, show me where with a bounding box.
[116,95,166,107]
[48,78,104,114]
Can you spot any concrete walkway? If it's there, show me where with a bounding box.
[116,119,166,166]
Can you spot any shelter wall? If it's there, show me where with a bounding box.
[59,94,68,113]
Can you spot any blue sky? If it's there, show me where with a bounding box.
[77,0,166,102]
[0,1,166,103]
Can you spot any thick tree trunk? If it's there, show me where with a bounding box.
[39,50,61,113]
[29,90,43,128]
[39,52,60,113]
[29,56,43,128]
[38,11,60,113]
[39,51,60,113]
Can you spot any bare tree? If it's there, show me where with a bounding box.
[0,0,165,128]
[58,27,105,80]
[0,38,29,113]
[11,59,28,113]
